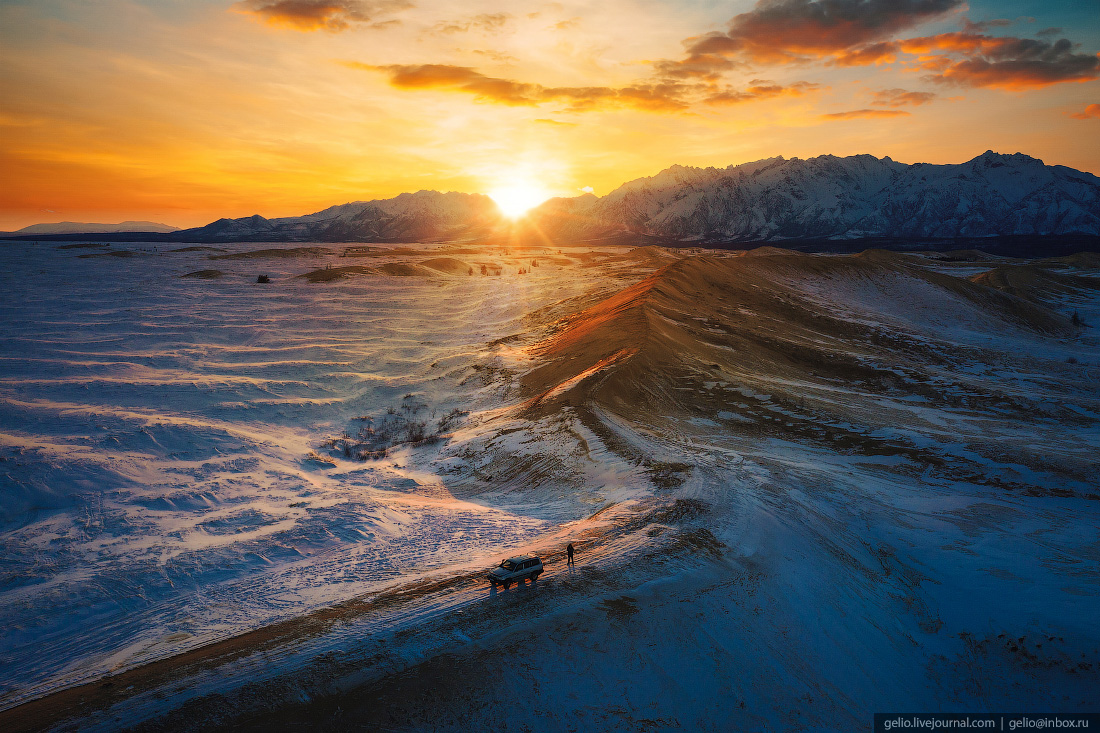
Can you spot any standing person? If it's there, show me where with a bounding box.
[566,543,575,566]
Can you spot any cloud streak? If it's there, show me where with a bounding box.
[351,63,692,111]
[870,88,936,106]
[822,108,911,120]
[704,80,821,105]
[236,0,411,32]
[432,13,511,35]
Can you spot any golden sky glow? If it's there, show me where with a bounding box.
[0,0,1098,229]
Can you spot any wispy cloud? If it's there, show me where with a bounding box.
[1070,103,1100,120]
[961,17,1015,34]
[349,63,692,111]
[704,80,821,105]
[870,88,937,106]
[822,109,911,120]
[235,0,411,32]
[431,13,511,35]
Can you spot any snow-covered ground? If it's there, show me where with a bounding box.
[0,241,641,708]
[1,241,1098,731]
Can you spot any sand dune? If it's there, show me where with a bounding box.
[296,265,374,282]
[168,246,227,253]
[420,257,474,275]
[210,247,331,260]
[77,249,134,259]
[971,265,1100,302]
[522,249,1088,489]
[374,261,439,277]
[1036,251,1100,269]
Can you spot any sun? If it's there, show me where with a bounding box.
[488,182,550,219]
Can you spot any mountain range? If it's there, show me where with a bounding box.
[6,152,1100,246]
[4,221,180,235]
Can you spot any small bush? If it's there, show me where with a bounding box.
[257,275,271,283]
[318,397,467,462]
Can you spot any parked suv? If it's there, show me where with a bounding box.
[489,554,543,588]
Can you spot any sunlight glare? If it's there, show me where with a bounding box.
[488,181,549,218]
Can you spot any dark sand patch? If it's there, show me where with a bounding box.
[296,266,374,283]
[1036,252,1100,269]
[78,250,135,259]
[375,262,439,277]
[929,249,1005,262]
[971,265,1100,302]
[210,247,331,260]
[169,246,227,253]
[340,246,424,258]
[739,245,795,257]
[421,257,474,275]
[180,269,224,279]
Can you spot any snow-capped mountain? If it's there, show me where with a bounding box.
[526,151,1100,241]
[133,152,1100,244]
[180,190,503,242]
[7,221,179,235]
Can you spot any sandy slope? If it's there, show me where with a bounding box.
[1,242,1098,731]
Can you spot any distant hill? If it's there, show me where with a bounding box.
[7,221,180,235]
[178,191,501,244]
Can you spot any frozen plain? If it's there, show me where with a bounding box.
[0,241,1098,731]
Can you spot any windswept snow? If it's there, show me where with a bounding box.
[0,241,636,707]
[1,240,1098,731]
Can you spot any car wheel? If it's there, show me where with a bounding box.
[531,572,540,581]
[503,580,511,589]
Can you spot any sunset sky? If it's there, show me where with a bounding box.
[1,0,1098,230]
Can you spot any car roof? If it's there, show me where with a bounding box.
[507,554,539,563]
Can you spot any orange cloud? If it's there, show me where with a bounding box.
[831,41,900,66]
[900,33,1100,89]
[705,80,821,105]
[1070,103,1100,120]
[235,0,410,32]
[657,0,963,77]
[870,88,937,106]
[822,109,911,120]
[351,63,691,112]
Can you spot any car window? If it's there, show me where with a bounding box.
[502,560,516,570]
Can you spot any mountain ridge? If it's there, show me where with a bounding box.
[4,152,1099,247]
[5,221,180,235]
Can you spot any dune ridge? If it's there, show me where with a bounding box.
[521,250,1090,490]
